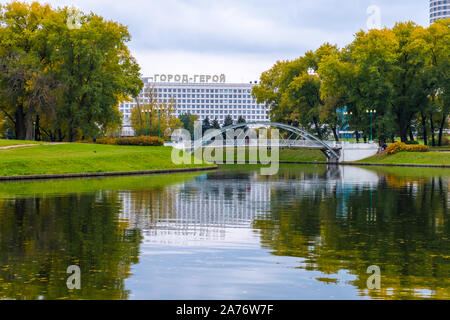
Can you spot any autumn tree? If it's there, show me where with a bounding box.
[0,2,143,141]
[130,87,182,140]
[253,44,342,140]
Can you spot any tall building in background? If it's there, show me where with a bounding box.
[119,76,269,137]
[430,0,450,24]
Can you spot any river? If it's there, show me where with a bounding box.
[0,165,448,300]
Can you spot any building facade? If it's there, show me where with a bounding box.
[430,0,450,24]
[119,77,269,137]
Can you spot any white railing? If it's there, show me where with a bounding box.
[167,140,380,150]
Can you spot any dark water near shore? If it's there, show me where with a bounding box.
[0,165,448,300]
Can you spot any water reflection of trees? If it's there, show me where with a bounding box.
[253,170,449,300]
[0,192,141,300]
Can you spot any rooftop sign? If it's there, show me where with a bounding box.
[145,74,226,84]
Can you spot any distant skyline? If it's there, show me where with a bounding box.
[10,0,429,82]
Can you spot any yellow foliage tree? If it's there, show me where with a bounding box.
[130,86,182,140]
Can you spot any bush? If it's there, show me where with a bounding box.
[405,140,419,145]
[96,138,117,145]
[406,144,429,152]
[96,136,164,146]
[385,141,429,155]
[385,142,407,155]
[441,137,450,146]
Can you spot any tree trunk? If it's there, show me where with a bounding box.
[332,127,339,142]
[25,112,34,140]
[355,130,359,143]
[409,128,415,141]
[35,115,41,141]
[58,129,64,142]
[399,128,407,143]
[438,114,446,146]
[430,116,436,147]
[421,113,428,146]
[68,122,76,142]
[14,105,26,140]
[312,118,322,140]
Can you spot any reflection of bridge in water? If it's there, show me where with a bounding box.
[118,166,380,243]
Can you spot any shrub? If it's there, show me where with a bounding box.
[405,140,419,145]
[385,142,407,155]
[96,138,117,145]
[385,141,429,155]
[406,144,429,152]
[96,136,164,146]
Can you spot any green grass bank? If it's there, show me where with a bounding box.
[354,151,450,166]
[202,147,326,163]
[0,143,211,177]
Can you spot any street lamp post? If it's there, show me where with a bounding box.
[366,109,376,142]
[158,109,161,138]
[343,111,353,142]
[141,110,149,136]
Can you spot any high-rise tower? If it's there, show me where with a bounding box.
[430,0,450,24]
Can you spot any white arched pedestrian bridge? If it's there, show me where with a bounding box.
[171,122,379,163]
[195,122,342,162]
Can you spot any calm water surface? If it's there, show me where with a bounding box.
[0,165,448,300]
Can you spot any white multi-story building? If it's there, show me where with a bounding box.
[430,0,450,24]
[119,76,269,137]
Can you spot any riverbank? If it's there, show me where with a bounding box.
[273,148,450,168]
[1,143,448,180]
[353,151,450,166]
[0,143,212,178]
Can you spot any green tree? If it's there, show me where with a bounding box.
[0,2,58,140]
[0,2,143,142]
[130,94,182,140]
[253,44,340,140]
[202,116,211,134]
[47,7,142,141]
[179,112,198,138]
[211,118,220,130]
[414,19,450,146]
[223,115,234,127]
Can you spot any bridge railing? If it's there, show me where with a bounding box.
[166,140,378,149]
[167,139,328,150]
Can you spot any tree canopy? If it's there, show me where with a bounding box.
[0,1,143,141]
[253,20,450,145]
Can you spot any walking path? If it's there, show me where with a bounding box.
[0,142,67,150]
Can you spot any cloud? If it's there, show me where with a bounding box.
[15,0,429,81]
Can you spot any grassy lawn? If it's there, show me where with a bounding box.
[0,139,39,147]
[355,151,450,166]
[0,143,211,176]
[279,148,326,162]
[429,146,450,150]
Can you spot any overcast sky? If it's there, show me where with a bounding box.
[11,0,430,82]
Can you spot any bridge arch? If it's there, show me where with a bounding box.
[190,121,341,162]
